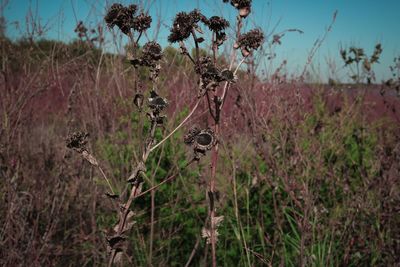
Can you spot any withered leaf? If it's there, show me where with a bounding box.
[105,193,119,199]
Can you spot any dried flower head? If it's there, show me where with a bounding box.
[168,10,206,43]
[185,127,216,159]
[236,29,264,56]
[194,57,235,96]
[226,0,252,17]
[195,56,222,95]
[141,41,163,67]
[206,16,229,33]
[66,131,89,153]
[105,3,137,35]
[220,69,236,82]
[370,43,382,64]
[74,21,88,38]
[132,12,152,32]
[195,129,216,151]
[195,56,214,75]
[230,0,251,8]
[205,16,229,46]
[189,9,207,24]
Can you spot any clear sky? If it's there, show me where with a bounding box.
[3,0,400,82]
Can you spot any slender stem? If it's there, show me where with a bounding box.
[135,159,194,199]
[185,52,196,65]
[136,31,143,44]
[108,118,158,267]
[206,92,216,120]
[207,16,244,267]
[220,57,247,109]
[185,238,200,267]
[191,29,200,63]
[149,99,201,153]
[212,32,218,65]
[108,184,140,267]
[98,165,115,195]
[209,122,219,267]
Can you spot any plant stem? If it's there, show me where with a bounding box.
[98,165,115,195]
[108,119,158,267]
[150,99,201,153]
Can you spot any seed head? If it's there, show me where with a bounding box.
[184,128,216,160]
[236,29,264,56]
[168,10,206,43]
[105,3,137,35]
[141,41,163,67]
[132,12,152,32]
[206,16,230,33]
[225,0,252,17]
[230,0,252,9]
[66,131,89,153]
[74,21,88,38]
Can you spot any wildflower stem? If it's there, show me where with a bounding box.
[191,29,200,62]
[135,159,194,199]
[220,56,247,109]
[206,91,217,120]
[149,99,201,153]
[108,184,140,267]
[212,32,218,65]
[98,165,115,195]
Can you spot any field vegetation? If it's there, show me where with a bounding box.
[0,1,399,266]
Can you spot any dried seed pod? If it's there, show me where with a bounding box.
[194,129,216,151]
[239,6,251,18]
[227,0,252,17]
[184,127,216,160]
[241,47,250,57]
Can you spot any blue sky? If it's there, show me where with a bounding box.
[3,0,400,82]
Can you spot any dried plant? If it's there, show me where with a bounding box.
[1,1,400,266]
[384,56,400,97]
[66,1,263,266]
[340,43,383,84]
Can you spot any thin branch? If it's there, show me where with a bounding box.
[220,57,247,109]
[149,99,201,153]
[98,165,115,195]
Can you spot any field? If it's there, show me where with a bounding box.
[1,1,399,266]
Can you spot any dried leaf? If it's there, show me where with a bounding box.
[105,193,119,199]
[82,150,98,166]
[113,210,136,234]
[197,37,205,43]
[212,216,224,228]
[106,235,126,250]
